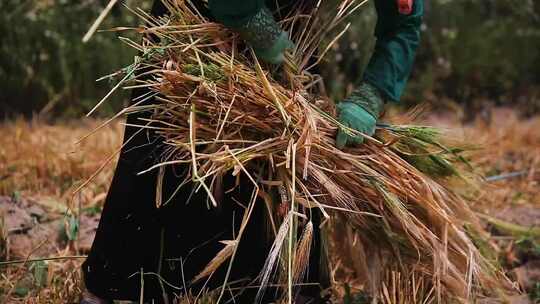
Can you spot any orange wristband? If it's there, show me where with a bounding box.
[397,0,413,15]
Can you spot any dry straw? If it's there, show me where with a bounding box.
[100,0,513,302]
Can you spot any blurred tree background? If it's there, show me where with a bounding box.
[0,0,150,119]
[1,0,539,119]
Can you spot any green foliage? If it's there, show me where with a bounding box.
[13,285,30,298]
[463,223,499,263]
[31,260,48,288]
[182,63,225,82]
[413,0,540,105]
[530,282,540,303]
[0,0,148,118]
[64,213,79,242]
[383,125,470,178]
[515,236,540,259]
[10,190,21,204]
[83,205,103,216]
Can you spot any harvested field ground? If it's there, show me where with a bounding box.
[0,108,539,303]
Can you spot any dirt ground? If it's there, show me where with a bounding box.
[0,108,539,303]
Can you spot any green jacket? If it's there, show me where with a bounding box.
[208,0,424,102]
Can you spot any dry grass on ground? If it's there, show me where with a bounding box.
[0,119,122,303]
[0,108,539,303]
[0,118,122,206]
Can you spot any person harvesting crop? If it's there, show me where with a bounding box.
[81,0,423,303]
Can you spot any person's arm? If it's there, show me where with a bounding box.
[208,0,265,27]
[336,0,424,148]
[208,0,293,64]
[364,0,424,102]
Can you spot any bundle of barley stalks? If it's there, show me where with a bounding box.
[95,0,513,302]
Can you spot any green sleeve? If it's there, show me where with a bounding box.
[208,0,266,28]
[363,0,424,102]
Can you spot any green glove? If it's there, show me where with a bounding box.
[336,82,385,149]
[235,6,294,64]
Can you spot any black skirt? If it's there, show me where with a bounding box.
[82,1,328,302]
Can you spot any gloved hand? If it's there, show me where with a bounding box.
[336,82,385,149]
[236,6,294,64]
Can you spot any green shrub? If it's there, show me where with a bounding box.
[0,0,148,118]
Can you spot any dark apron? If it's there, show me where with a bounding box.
[82,1,328,303]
